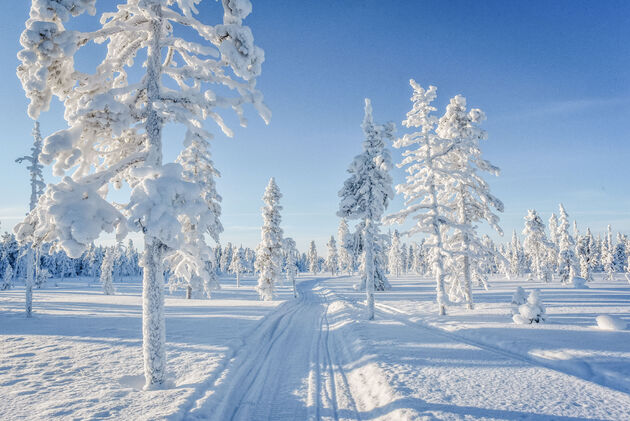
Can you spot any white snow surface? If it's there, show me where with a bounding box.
[2,273,630,420]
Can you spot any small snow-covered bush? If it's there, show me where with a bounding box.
[570,276,588,289]
[510,286,527,315]
[513,289,545,324]
[596,315,627,331]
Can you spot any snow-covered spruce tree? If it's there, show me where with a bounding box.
[547,213,559,274]
[602,225,614,280]
[556,204,578,284]
[388,230,403,277]
[1,263,12,291]
[508,230,526,279]
[522,209,552,282]
[167,129,224,298]
[338,98,394,320]
[337,218,353,275]
[283,237,298,297]
[325,236,339,276]
[99,246,116,295]
[16,0,268,389]
[308,241,319,274]
[229,246,247,288]
[435,93,503,309]
[385,81,459,315]
[255,178,283,301]
[16,121,46,316]
[577,227,596,282]
[613,233,627,273]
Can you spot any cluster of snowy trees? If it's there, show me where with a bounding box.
[0,233,141,290]
[503,205,630,283]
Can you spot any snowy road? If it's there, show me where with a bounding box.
[186,278,361,420]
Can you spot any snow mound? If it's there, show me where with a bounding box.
[513,289,545,324]
[596,315,627,331]
[570,276,588,289]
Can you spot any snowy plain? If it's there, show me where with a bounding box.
[2,274,630,420]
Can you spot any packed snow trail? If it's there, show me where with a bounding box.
[186,277,361,421]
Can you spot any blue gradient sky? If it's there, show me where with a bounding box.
[1,1,629,251]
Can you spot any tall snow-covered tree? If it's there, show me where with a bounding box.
[2,263,13,291]
[577,228,596,282]
[307,241,319,274]
[337,218,353,275]
[338,98,394,320]
[99,246,116,295]
[167,130,224,296]
[388,230,403,277]
[229,246,247,288]
[602,225,614,280]
[16,121,46,316]
[547,213,559,273]
[556,204,578,284]
[508,230,526,279]
[436,93,503,309]
[325,236,339,276]
[613,233,627,273]
[385,81,460,315]
[283,237,298,297]
[522,209,552,282]
[255,178,283,301]
[15,0,268,389]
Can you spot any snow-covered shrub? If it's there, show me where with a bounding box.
[513,289,546,324]
[510,286,527,315]
[570,276,588,289]
[595,315,627,331]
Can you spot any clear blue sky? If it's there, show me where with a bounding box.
[1,1,629,252]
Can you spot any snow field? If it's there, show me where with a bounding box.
[2,273,630,420]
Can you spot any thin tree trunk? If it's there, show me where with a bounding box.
[236,270,240,288]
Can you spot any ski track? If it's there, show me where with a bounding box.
[186,278,361,421]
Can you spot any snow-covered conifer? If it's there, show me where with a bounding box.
[436,93,503,309]
[337,218,353,275]
[547,213,559,273]
[308,241,319,274]
[229,246,247,288]
[522,209,552,282]
[556,204,578,284]
[15,0,268,389]
[508,230,526,279]
[613,233,627,273]
[602,225,615,280]
[283,238,299,297]
[384,81,456,315]
[255,178,283,301]
[99,246,115,295]
[16,121,46,316]
[388,230,403,277]
[325,236,339,276]
[1,263,12,291]
[338,98,394,319]
[577,228,596,282]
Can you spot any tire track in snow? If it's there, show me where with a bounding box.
[185,278,361,421]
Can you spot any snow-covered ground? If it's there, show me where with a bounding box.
[2,274,630,420]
